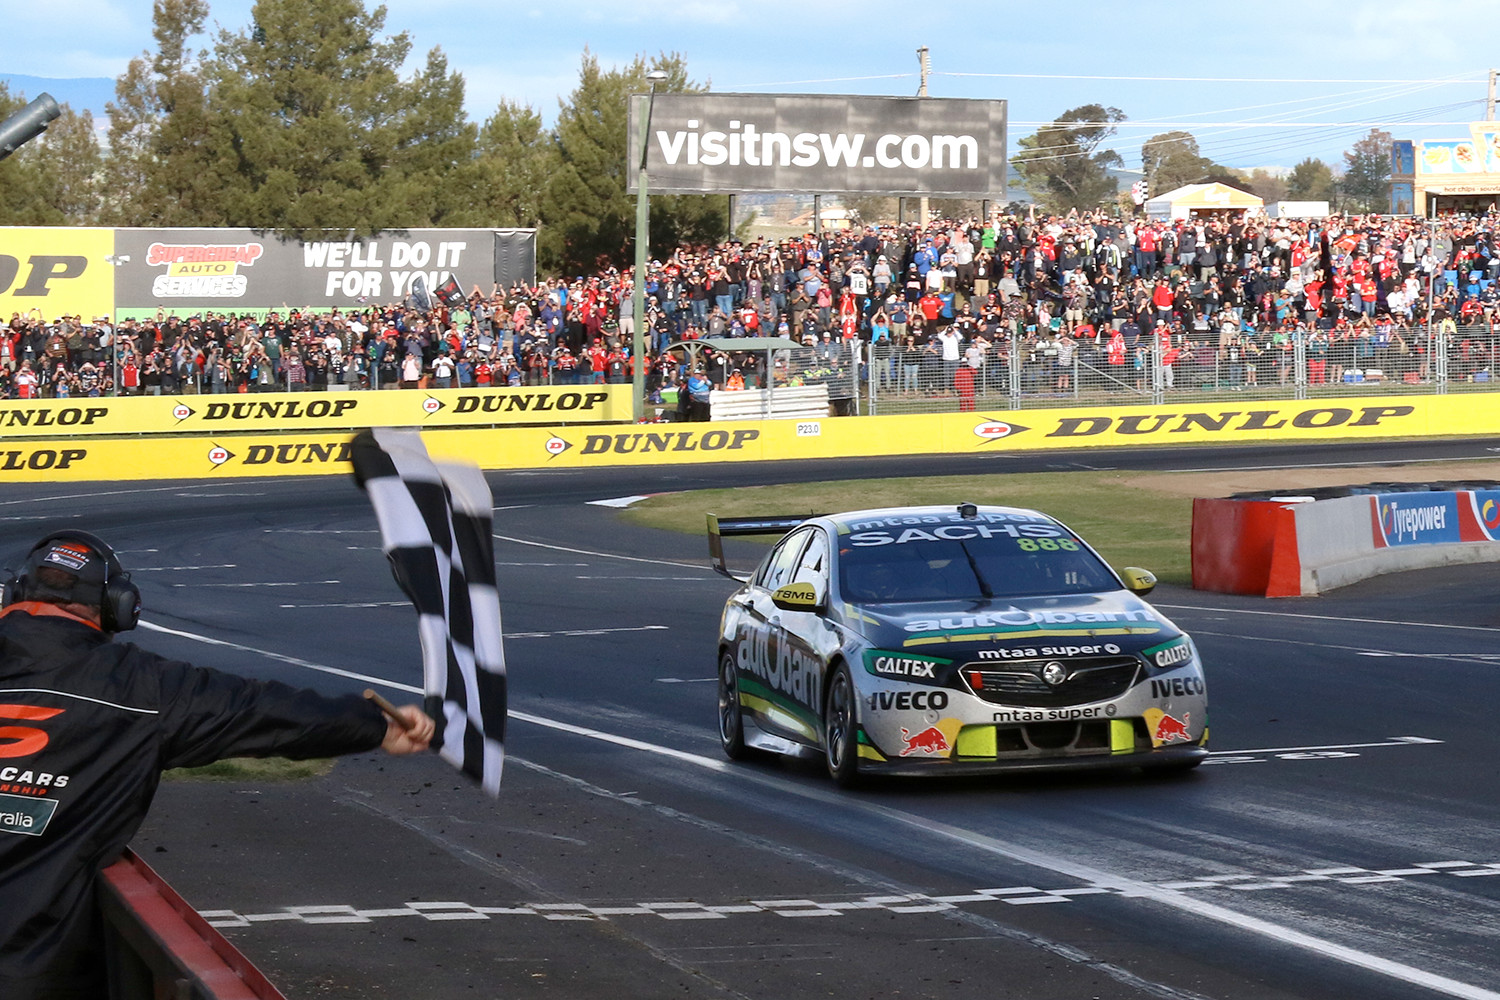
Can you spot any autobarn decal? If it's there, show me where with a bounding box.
[578,429,760,455]
[1045,405,1415,437]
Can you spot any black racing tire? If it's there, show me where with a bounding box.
[718,650,751,761]
[823,662,862,788]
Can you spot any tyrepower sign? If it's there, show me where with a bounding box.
[628,94,1007,197]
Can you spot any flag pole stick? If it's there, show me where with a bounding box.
[364,689,415,731]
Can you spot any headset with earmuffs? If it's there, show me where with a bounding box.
[3,529,141,632]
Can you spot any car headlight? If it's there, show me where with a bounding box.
[862,650,955,687]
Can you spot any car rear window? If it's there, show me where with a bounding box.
[838,523,1119,601]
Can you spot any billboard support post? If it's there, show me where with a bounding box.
[632,72,668,424]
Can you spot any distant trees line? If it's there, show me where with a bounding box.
[0,0,1392,277]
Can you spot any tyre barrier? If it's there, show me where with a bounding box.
[1192,484,1500,597]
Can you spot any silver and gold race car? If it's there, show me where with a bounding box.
[710,503,1207,787]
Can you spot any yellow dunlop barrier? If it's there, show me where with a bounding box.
[0,386,631,438]
[0,227,116,322]
[2,392,1497,482]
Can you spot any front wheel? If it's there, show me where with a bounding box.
[718,651,751,761]
[823,663,862,788]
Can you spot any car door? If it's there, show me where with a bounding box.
[774,528,840,747]
[737,528,830,747]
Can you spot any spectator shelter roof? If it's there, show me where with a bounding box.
[1144,182,1264,222]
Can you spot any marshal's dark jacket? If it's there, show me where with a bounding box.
[0,605,387,999]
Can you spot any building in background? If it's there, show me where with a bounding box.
[1391,123,1500,217]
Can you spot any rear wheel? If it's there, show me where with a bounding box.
[823,663,862,788]
[718,651,751,761]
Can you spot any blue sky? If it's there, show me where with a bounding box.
[1,0,1493,172]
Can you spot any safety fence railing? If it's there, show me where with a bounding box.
[857,325,1500,415]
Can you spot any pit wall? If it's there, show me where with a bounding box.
[1193,490,1500,597]
[2,390,1499,483]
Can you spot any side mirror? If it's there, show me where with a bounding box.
[1120,567,1157,596]
[772,582,822,612]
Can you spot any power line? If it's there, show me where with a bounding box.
[938,71,1485,85]
[1011,120,1480,128]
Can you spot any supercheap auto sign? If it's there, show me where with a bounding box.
[113,228,507,311]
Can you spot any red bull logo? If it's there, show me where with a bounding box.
[899,726,949,757]
[1153,711,1191,744]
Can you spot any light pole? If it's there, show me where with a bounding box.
[632,69,668,423]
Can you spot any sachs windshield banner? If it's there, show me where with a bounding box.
[110,228,536,313]
[628,94,1007,197]
[0,386,629,438]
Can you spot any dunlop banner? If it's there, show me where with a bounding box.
[0,227,115,322]
[0,386,630,438]
[2,392,1496,483]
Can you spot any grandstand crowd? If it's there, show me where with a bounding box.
[6,208,1500,402]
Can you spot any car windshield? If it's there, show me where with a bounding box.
[838,523,1119,602]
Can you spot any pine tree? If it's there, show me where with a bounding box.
[539,51,727,274]
[1011,105,1126,213]
[0,85,101,225]
[204,0,476,237]
[103,0,214,226]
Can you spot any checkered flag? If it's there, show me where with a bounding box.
[350,428,506,795]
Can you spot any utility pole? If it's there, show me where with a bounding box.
[917,47,930,229]
[1488,68,1497,121]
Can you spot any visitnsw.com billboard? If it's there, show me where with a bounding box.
[627,94,1007,198]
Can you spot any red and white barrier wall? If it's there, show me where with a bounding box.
[1193,488,1500,597]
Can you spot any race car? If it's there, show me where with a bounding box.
[709,503,1207,786]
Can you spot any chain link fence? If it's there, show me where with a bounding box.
[854,324,1500,414]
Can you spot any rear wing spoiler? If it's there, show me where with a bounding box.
[707,513,823,581]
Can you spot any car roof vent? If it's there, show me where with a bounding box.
[957,502,979,520]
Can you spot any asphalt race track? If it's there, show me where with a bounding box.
[5,438,1499,1000]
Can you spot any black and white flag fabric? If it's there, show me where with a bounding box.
[351,428,506,795]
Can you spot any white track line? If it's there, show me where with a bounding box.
[1159,604,1500,635]
[138,620,1500,1000]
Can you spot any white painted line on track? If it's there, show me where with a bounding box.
[493,532,712,572]
[135,564,238,572]
[137,620,1500,1000]
[170,580,341,588]
[1209,736,1443,756]
[279,601,410,609]
[0,485,235,506]
[1159,603,1500,635]
[588,495,653,508]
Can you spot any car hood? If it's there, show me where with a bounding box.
[841,590,1183,659]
